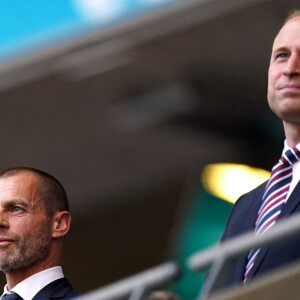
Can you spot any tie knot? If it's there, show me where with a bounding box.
[2,293,22,300]
[280,147,300,166]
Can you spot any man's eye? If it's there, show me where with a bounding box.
[276,53,287,59]
[12,207,22,212]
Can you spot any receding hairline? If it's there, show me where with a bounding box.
[284,9,300,25]
[0,169,40,181]
[271,10,300,50]
[0,167,69,214]
[0,167,60,191]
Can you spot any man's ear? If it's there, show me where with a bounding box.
[52,211,71,239]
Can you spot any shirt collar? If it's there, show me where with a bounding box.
[283,140,300,153]
[1,266,64,300]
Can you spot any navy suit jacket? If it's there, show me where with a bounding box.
[32,278,80,300]
[221,180,300,286]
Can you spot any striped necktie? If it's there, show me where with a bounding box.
[244,147,300,282]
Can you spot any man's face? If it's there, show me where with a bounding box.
[268,17,300,124]
[0,173,53,273]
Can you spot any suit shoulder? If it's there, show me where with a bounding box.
[32,278,81,300]
[237,180,267,200]
[221,181,267,241]
[233,180,267,209]
[65,290,81,299]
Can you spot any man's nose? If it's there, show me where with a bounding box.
[0,212,9,228]
[283,54,300,77]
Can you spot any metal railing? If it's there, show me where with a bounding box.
[188,213,300,298]
[77,262,181,300]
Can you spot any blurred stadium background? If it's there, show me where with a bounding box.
[0,0,297,298]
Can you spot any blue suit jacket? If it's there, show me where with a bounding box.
[221,180,300,285]
[32,278,80,300]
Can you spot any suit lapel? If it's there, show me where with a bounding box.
[229,183,267,283]
[279,181,300,218]
[246,246,269,280]
[247,180,300,279]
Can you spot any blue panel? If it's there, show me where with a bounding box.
[0,0,185,61]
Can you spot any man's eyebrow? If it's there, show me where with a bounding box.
[3,199,29,207]
[272,46,288,54]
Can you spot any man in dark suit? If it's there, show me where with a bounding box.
[220,9,300,286]
[0,167,80,299]
[150,9,300,299]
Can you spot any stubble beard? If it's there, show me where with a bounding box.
[0,220,52,273]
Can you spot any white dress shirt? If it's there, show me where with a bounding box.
[1,266,64,300]
[283,140,300,200]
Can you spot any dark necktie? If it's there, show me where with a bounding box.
[2,293,22,300]
[244,147,300,282]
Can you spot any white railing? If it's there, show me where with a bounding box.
[188,213,300,297]
[77,262,180,300]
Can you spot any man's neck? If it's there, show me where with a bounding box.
[6,269,38,291]
[283,121,300,147]
[5,260,60,290]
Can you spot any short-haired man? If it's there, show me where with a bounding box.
[149,9,300,300]
[0,167,80,299]
[219,9,300,286]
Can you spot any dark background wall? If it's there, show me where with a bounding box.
[0,0,296,296]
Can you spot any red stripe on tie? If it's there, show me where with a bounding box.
[244,147,299,282]
[259,186,289,214]
[256,213,279,235]
[294,147,300,156]
[267,168,291,186]
[256,195,286,227]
